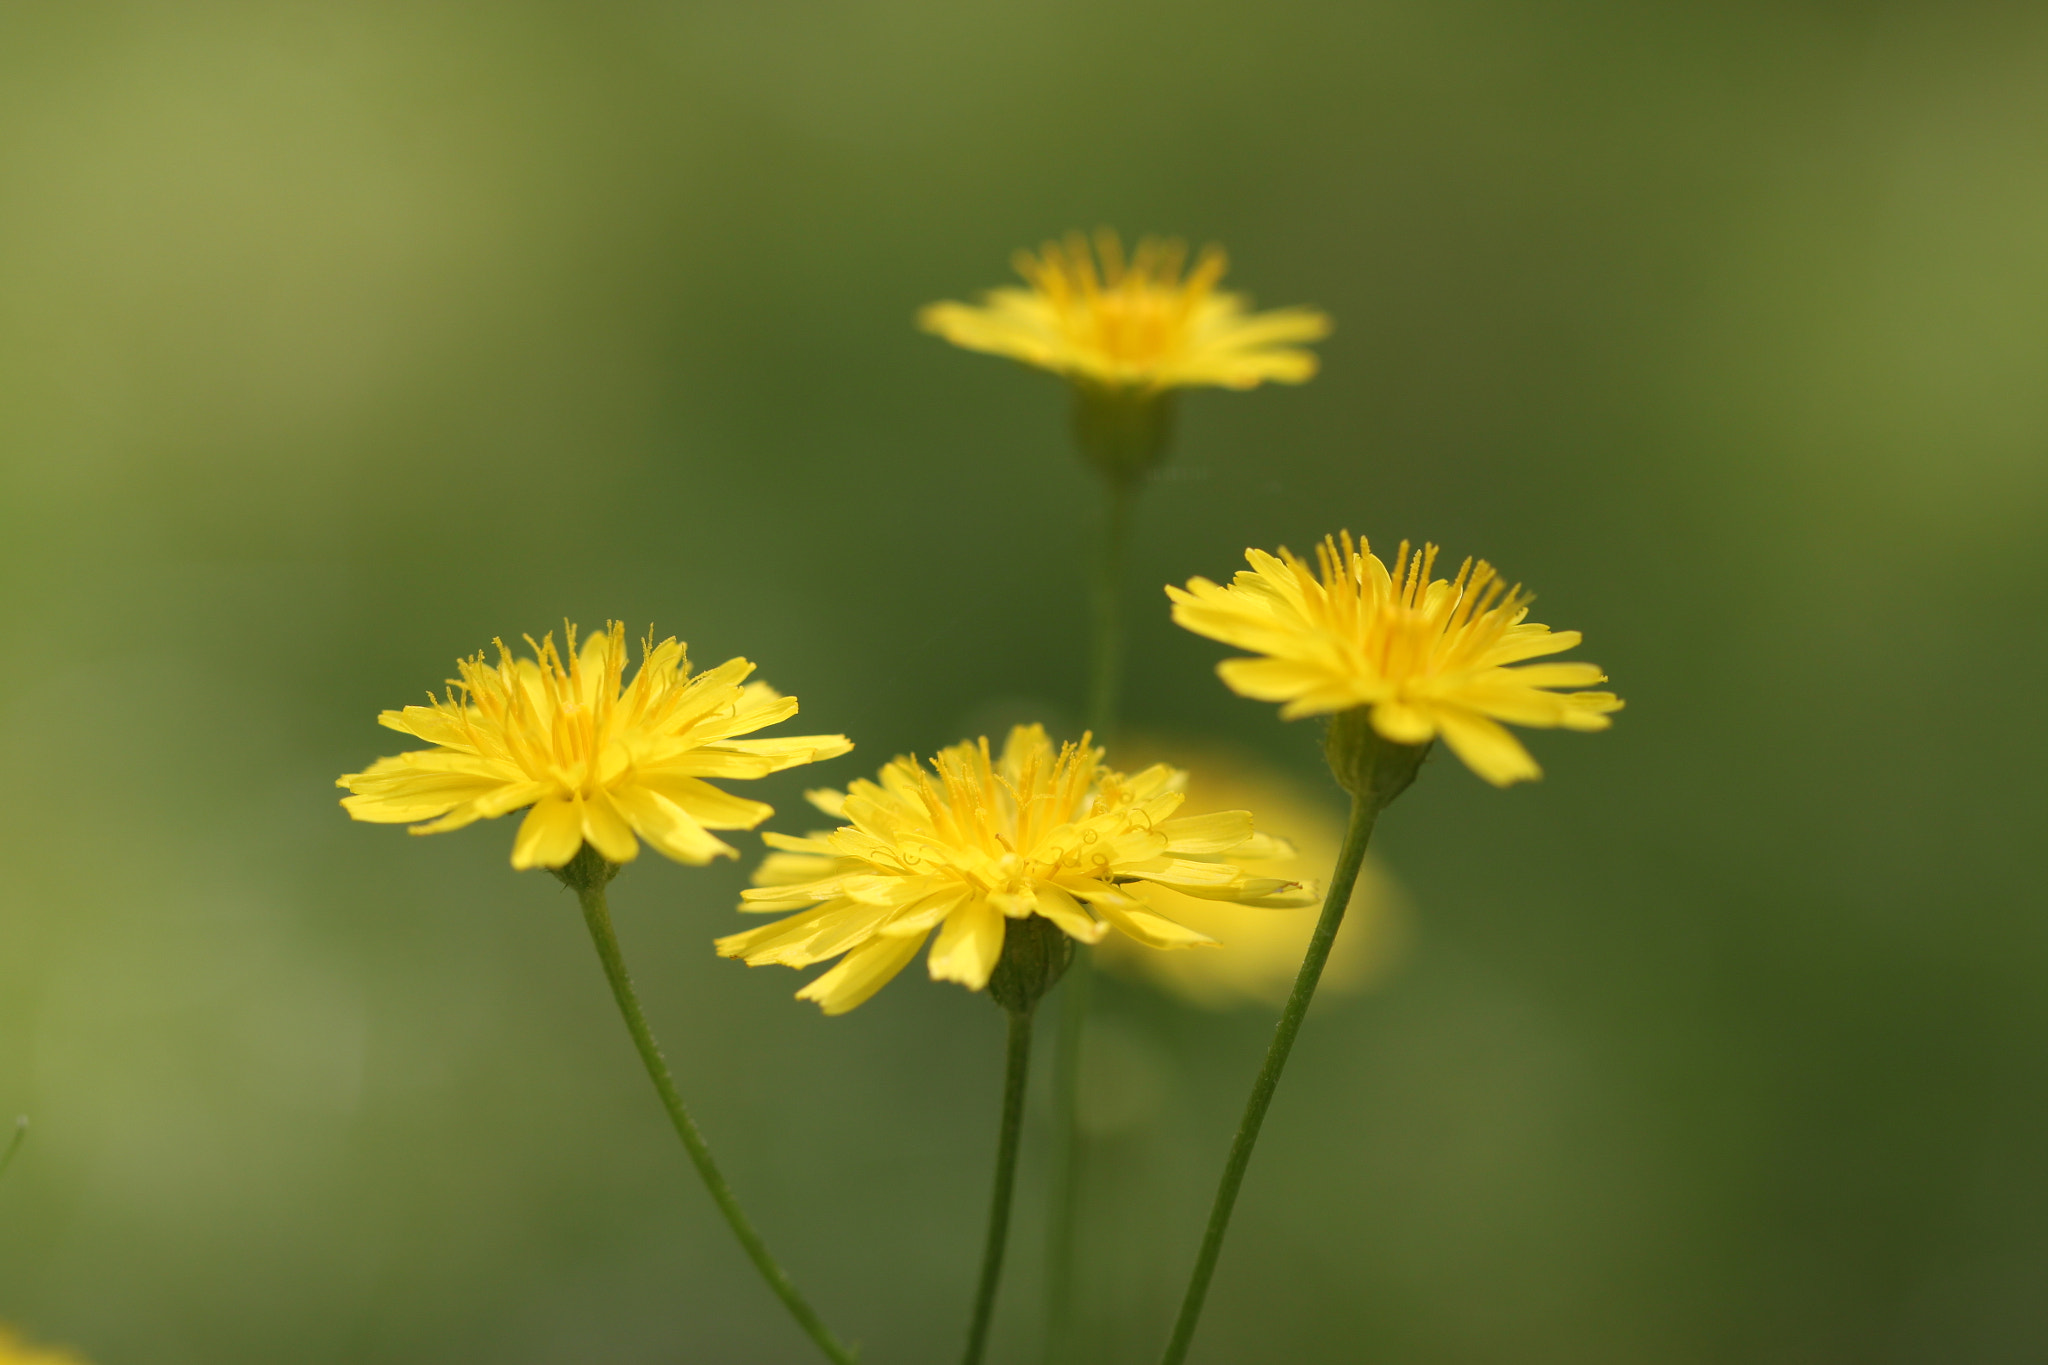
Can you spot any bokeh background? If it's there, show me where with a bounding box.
[3,2,2046,1361]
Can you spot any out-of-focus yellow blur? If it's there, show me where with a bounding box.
[1103,739,1408,1009]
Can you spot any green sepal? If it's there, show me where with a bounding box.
[1322,707,1432,812]
[550,842,620,895]
[987,913,1075,1017]
[1070,380,1176,489]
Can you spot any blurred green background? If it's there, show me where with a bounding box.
[3,1,2046,1361]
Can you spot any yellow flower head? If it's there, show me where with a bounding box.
[918,229,1331,393]
[338,623,852,870]
[1169,535,1623,786]
[0,1326,88,1365]
[716,724,1317,1015]
[1097,741,1406,1009]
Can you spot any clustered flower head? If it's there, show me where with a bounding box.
[919,229,1331,393]
[1170,534,1623,786]
[715,725,1318,1014]
[337,622,850,869]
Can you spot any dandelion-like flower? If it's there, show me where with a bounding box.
[918,229,1331,393]
[716,725,1317,1014]
[1169,535,1623,786]
[1097,741,1406,1009]
[338,623,851,870]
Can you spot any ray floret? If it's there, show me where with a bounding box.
[919,228,1331,393]
[337,622,851,869]
[1169,534,1623,786]
[717,725,1316,1014]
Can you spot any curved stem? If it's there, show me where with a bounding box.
[576,880,858,1365]
[1159,791,1380,1365]
[963,1007,1036,1365]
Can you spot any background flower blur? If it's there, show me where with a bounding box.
[2,3,2046,1363]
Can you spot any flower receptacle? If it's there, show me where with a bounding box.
[1322,707,1431,813]
[550,843,621,897]
[1070,381,1176,488]
[987,913,1075,1016]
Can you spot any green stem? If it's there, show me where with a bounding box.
[1159,790,1380,1365]
[575,878,858,1365]
[1045,471,1133,1364]
[963,1007,1036,1365]
[1085,476,1135,743]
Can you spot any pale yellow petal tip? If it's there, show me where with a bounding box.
[915,300,965,334]
[807,734,855,761]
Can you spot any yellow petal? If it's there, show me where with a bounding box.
[784,903,899,966]
[612,785,736,864]
[752,851,853,887]
[795,932,926,1015]
[927,898,1005,991]
[339,792,466,824]
[717,901,847,963]
[645,751,780,780]
[761,830,838,855]
[376,705,479,750]
[1370,702,1437,745]
[1032,884,1108,944]
[1219,878,1321,908]
[878,886,974,937]
[637,773,774,830]
[511,796,584,870]
[1158,810,1256,854]
[1502,661,1608,689]
[1434,709,1542,786]
[1120,857,1245,889]
[580,789,641,864]
[1082,887,1218,950]
[1487,627,1581,666]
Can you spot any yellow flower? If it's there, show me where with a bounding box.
[1096,741,1406,1009]
[918,229,1331,393]
[1169,534,1623,786]
[716,725,1317,1014]
[338,623,851,870]
[0,1326,88,1365]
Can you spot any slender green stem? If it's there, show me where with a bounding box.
[1045,471,1134,1363]
[575,880,858,1365]
[1084,476,1135,743]
[1159,791,1380,1365]
[964,1008,1036,1365]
